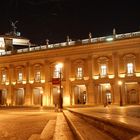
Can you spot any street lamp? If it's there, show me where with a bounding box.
[56,63,63,111]
[118,80,123,106]
[40,89,43,107]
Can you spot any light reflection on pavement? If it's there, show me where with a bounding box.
[69,105,140,128]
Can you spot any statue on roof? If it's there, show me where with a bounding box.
[11,20,18,36]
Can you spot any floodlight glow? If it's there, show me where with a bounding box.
[106,37,114,41]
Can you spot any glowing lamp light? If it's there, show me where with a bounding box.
[106,37,114,41]
[41,80,45,83]
[93,76,99,80]
[64,96,70,106]
[56,63,63,69]
[118,81,122,85]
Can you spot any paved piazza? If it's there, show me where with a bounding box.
[0,108,57,140]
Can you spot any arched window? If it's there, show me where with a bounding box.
[77,67,83,79]
[97,57,109,78]
[100,64,107,77]
[1,70,7,83]
[123,54,135,76]
[18,69,23,82]
[127,63,134,75]
[34,65,41,82]
[73,59,84,80]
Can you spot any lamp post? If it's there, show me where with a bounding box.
[40,89,43,107]
[118,81,123,106]
[56,63,63,111]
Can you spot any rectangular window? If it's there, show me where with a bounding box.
[100,65,107,77]
[127,63,134,75]
[53,67,60,78]
[35,71,41,81]
[18,72,23,81]
[2,71,6,82]
[77,67,83,79]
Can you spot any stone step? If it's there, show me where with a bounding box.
[53,112,75,140]
[28,120,56,140]
[28,112,75,140]
[66,109,140,140]
[63,110,114,140]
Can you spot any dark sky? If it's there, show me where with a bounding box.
[0,0,140,45]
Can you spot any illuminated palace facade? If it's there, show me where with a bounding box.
[0,31,140,106]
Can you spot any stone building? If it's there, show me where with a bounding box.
[0,31,140,106]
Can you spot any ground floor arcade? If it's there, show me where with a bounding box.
[0,81,140,106]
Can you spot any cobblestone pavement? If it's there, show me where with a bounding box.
[0,108,57,140]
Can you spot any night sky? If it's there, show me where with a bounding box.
[0,0,140,45]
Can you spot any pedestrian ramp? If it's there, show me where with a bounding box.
[63,110,114,140]
[28,112,75,140]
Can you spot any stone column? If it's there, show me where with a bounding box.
[112,52,120,104]
[71,85,75,105]
[25,62,32,105]
[64,58,71,106]
[138,82,140,104]
[44,60,51,106]
[8,64,15,105]
[86,55,95,104]
[110,83,115,104]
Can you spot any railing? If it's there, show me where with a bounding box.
[0,31,140,56]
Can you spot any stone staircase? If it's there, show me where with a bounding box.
[28,109,140,140]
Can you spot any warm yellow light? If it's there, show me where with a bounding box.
[69,77,75,81]
[108,75,115,79]
[56,63,63,69]
[106,37,114,41]
[12,82,16,85]
[29,80,34,84]
[105,84,110,89]
[136,73,140,77]
[119,74,125,78]
[5,82,9,85]
[118,81,122,85]
[64,96,70,106]
[83,77,89,80]
[22,81,26,84]
[93,75,99,80]
[41,80,45,83]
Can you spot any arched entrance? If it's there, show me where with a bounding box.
[106,90,112,104]
[16,88,24,105]
[33,87,43,105]
[0,89,7,105]
[128,89,138,104]
[74,85,86,104]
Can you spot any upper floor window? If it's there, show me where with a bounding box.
[35,71,41,82]
[100,64,107,77]
[2,71,6,82]
[18,71,23,82]
[76,67,83,79]
[127,63,134,75]
[123,54,136,76]
[97,57,109,78]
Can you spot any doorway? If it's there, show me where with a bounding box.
[16,88,24,105]
[33,87,43,105]
[74,85,86,104]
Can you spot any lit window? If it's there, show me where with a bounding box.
[53,66,60,78]
[35,71,41,81]
[100,65,107,77]
[18,72,22,81]
[77,67,83,79]
[127,63,134,75]
[2,71,6,82]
